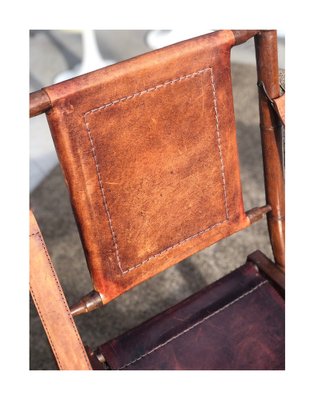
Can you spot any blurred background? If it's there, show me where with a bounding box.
[29,30,285,369]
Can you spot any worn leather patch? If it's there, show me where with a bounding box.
[45,30,248,302]
[84,66,228,274]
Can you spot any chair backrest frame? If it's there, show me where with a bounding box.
[254,31,285,268]
[30,30,285,314]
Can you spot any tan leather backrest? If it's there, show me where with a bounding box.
[43,30,249,303]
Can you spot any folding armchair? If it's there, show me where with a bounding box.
[29,29,285,370]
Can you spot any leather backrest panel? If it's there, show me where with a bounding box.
[44,30,249,303]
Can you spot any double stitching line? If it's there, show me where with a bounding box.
[118,280,268,369]
[30,231,92,369]
[83,66,229,274]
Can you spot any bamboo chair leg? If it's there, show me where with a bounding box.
[255,31,285,270]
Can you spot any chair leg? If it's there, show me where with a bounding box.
[255,30,285,270]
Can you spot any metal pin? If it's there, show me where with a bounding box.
[70,290,104,317]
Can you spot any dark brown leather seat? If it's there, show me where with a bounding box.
[98,251,284,370]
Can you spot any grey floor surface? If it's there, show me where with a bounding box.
[30,61,273,370]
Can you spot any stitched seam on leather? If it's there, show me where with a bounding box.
[30,284,63,369]
[118,280,268,369]
[122,220,226,274]
[86,67,213,114]
[83,66,229,274]
[30,231,92,369]
[29,231,40,236]
[84,113,124,273]
[210,69,229,219]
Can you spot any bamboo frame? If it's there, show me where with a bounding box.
[255,30,285,269]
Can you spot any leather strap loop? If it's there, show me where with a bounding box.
[257,81,285,126]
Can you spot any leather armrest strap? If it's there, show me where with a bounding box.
[258,81,285,126]
[272,93,285,125]
[29,210,92,370]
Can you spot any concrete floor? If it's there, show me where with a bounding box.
[29,31,284,370]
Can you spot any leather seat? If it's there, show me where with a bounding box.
[98,251,284,370]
